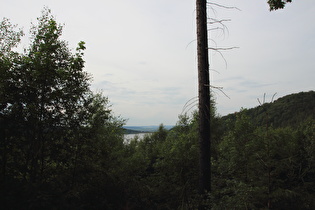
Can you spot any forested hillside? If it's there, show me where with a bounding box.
[221,91,315,129]
[1,10,315,209]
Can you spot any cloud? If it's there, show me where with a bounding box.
[2,0,314,125]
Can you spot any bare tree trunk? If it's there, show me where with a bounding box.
[196,0,211,196]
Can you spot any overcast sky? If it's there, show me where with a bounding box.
[2,0,314,126]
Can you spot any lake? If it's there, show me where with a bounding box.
[124,133,151,143]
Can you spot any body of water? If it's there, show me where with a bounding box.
[124,133,151,143]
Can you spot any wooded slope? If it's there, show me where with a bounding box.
[221,91,315,129]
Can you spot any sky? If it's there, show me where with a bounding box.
[2,0,315,126]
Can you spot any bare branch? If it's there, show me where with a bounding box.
[210,68,220,74]
[209,47,239,51]
[180,85,231,115]
[208,5,218,17]
[207,18,230,38]
[182,100,199,115]
[207,2,241,11]
[208,26,225,33]
[206,85,231,99]
[181,97,198,115]
[212,86,230,99]
[271,92,277,102]
[208,38,218,49]
[208,46,239,69]
[185,39,197,49]
[257,98,262,106]
[208,48,227,69]
[257,93,277,106]
[208,18,231,25]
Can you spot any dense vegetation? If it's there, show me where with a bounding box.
[1,9,314,209]
[0,9,125,209]
[221,91,315,129]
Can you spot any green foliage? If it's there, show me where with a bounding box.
[0,17,24,56]
[221,91,315,129]
[118,120,200,209]
[116,101,222,209]
[267,0,292,10]
[1,7,314,210]
[213,110,315,209]
[1,7,91,183]
[0,9,125,209]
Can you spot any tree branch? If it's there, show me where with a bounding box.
[207,2,241,11]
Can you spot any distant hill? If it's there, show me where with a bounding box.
[221,91,315,128]
[123,125,174,134]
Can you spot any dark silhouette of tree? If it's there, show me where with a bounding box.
[196,0,211,200]
[267,0,292,10]
[0,9,126,209]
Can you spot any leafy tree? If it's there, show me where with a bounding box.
[118,95,221,209]
[214,109,315,209]
[0,17,24,56]
[4,7,91,183]
[0,8,126,209]
[267,0,292,10]
[0,19,24,181]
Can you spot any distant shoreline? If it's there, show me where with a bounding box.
[123,133,152,143]
[123,125,174,134]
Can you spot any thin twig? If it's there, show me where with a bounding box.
[209,47,239,51]
[207,2,241,11]
[209,85,231,99]
[257,98,262,106]
[204,84,231,98]
[209,68,221,74]
[271,93,277,103]
[208,18,232,24]
[185,39,196,50]
[209,48,228,69]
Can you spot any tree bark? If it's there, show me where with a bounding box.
[196,0,211,195]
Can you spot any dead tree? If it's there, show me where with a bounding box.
[196,0,211,195]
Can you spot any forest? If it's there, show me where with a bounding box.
[1,8,315,210]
